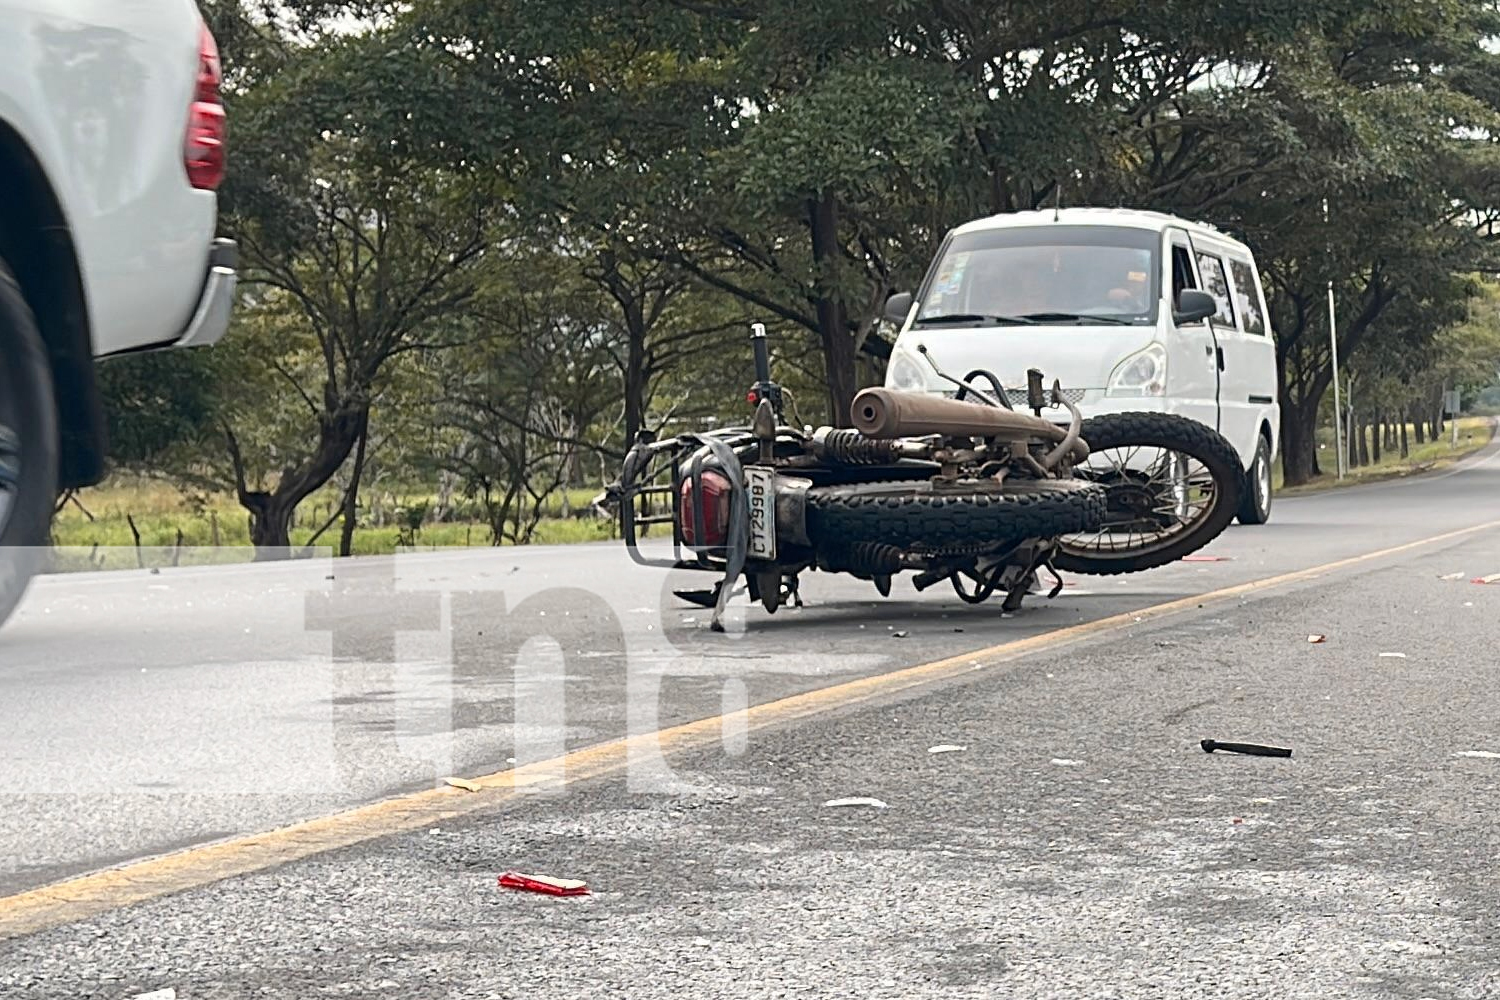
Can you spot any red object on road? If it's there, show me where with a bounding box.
[1182,555,1231,562]
[498,871,590,896]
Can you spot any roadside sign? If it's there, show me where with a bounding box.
[1444,390,1461,417]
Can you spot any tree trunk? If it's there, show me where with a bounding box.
[1278,396,1322,485]
[1357,413,1370,466]
[235,405,368,558]
[242,493,298,554]
[1400,407,1411,456]
[339,413,370,558]
[624,331,650,447]
[1347,408,1359,469]
[809,192,856,426]
[1372,409,1382,464]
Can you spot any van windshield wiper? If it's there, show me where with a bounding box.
[913,313,1038,327]
[1018,312,1135,326]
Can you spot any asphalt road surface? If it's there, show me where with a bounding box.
[1,441,1499,998]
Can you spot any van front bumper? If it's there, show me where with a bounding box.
[172,238,238,349]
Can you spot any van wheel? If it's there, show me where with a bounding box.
[1236,435,1273,525]
[0,257,59,630]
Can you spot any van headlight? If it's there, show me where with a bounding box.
[886,350,929,392]
[1107,343,1168,398]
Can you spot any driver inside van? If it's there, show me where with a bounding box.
[1107,267,1150,313]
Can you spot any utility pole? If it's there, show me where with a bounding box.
[1324,198,1346,479]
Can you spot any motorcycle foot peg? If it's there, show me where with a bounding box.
[674,587,721,609]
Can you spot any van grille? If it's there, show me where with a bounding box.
[939,387,1090,407]
[1004,387,1087,407]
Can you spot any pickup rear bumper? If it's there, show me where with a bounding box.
[172,238,238,349]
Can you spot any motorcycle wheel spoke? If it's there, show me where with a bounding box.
[1063,443,1222,554]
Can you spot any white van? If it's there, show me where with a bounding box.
[882,207,1280,524]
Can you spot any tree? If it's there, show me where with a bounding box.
[217,26,504,550]
[427,248,618,543]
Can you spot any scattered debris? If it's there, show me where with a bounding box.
[892,630,910,639]
[1465,602,1476,608]
[1231,817,1244,825]
[133,991,176,1000]
[1378,652,1408,659]
[1308,634,1327,644]
[1183,555,1231,562]
[928,745,965,755]
[1051,758,1083,766]
[681,617,697,625]
[1439,572,1466,581]
[498,871,590,896]
[823,797,889,809]
[1472,574,1500,585]
[445,777,482,793]
[1455,751,1500,760]
[1201,739,1292,758]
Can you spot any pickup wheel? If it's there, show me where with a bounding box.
[0,257,59,630]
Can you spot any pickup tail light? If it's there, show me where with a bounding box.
[680,469,731,548]
[184,22,226,190]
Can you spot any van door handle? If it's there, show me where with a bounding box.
[1216,347,1225,371]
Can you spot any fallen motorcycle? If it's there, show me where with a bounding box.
[600,324,1244,630]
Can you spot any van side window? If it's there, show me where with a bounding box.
[1194,252,1237,328]
[1228,257,1267,336]
[1171,245,1196,300]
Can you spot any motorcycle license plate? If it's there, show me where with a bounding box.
[745,466,777,561]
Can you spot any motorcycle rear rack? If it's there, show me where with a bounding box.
[616,428,756,573]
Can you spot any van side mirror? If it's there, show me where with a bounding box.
[884,291,914,324]
[1174,289,1217,325]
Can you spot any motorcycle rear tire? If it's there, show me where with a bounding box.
[1052,411,1243,575]
[804,478,1106,550]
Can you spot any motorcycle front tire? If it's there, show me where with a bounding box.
[1052,411,1243,576]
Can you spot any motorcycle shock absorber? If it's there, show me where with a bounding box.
[811,428,902,466]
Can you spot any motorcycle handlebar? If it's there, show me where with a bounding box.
[751,323,771,384]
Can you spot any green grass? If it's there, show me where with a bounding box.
[49,479,616,570]
[1274,416,1495,495]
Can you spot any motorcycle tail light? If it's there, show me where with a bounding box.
[680,469,731,548]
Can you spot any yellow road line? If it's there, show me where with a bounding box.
[2,517,1498,940]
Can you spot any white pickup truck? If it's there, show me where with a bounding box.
[0,0,237,626]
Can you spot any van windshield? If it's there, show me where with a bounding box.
[915,225,1161,328]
